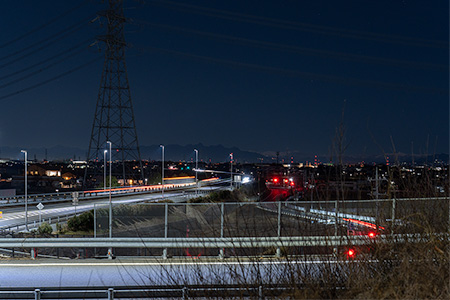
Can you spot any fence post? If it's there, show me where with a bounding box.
[219,202,225,259]
[94,204,97,238]
[182,287,188,300]
[107,288,114,300]
[221,202,224,237]
[276,201,281,257]
[391,198,396,233]
[163,202,168,259]
[34,289,41,300]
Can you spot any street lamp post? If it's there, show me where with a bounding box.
[104,150,107,191]
[106,141,113,259]
[194,149,198,195]
[21,150,28,231]
[107,141,112,238]
[160,145,164,199]
[230,153,233,189]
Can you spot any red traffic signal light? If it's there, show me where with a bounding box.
[347,249,355,257]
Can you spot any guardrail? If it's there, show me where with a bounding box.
[0,284,293,299]
[1,197,448,261]
[0,234,438,249]
[2,196,448,237]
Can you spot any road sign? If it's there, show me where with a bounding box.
[72,192,79,206]
[0,211,2,219]
[36,203,44,225]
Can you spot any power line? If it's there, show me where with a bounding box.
[135,20,447,72]
[0,17,93,68]
[137,45,448,95]
[0,0,91,49]
[0,44,93,89]
[0,38,94,81]
[147,0,448,49]
[0,56,102,101]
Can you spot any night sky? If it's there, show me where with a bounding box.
[0,0,448,159]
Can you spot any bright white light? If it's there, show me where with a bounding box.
[242,177,250,184]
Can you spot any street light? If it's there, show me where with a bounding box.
[194,149,198,195]
[160,145,164,199]
[21,150,28,231]
[103,150,107,191]
[106,141,113,259]
[106,141,112,239]
[230,153,233,189]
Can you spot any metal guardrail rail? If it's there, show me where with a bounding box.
[0,234,438,249]
[0,284,295,299]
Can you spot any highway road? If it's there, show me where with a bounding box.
[0,185,225,233]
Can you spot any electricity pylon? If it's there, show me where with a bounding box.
[84,0,143,188]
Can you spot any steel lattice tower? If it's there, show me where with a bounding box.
[85,0,143,187]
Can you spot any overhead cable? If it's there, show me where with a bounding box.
[136,20,447,71]
[0,16,94,65]
[137,45,448,95]
[147,0,448,49]
[0,38,94,81]
[0,0,91,49]
[0,56,102,101]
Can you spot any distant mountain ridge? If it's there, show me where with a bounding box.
[0,145,447,164]
[0,144,268,163]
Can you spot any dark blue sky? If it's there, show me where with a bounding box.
[0,0,448,158]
